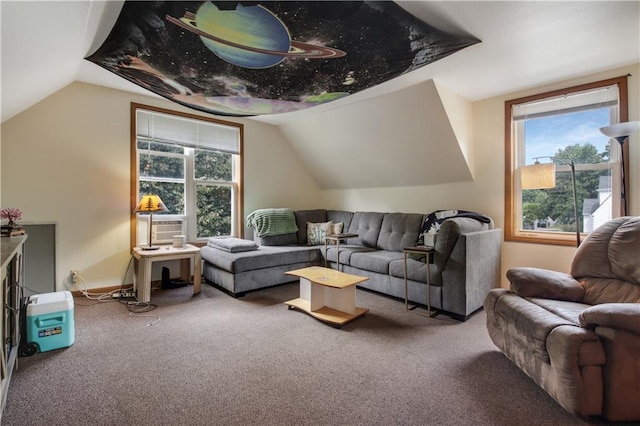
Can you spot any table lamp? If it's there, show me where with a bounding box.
[135,195,168,250]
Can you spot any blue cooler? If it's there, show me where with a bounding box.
[26,291,75,352]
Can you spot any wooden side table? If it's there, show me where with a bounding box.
[403,245,436,317]
[132,244,201,303]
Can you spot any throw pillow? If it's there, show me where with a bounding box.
[307,221,333,245]
[331,222,344,235]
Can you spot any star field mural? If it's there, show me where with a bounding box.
[86,1,480,116]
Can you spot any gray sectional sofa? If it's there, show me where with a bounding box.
[202,209,502,321]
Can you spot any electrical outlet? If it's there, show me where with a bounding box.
[70,270,79,284]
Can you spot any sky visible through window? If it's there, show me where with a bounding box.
[524,108,611,165]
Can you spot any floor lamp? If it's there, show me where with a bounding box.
[135,195,169,250]
[520,157,581,247]
[599,121,640,216]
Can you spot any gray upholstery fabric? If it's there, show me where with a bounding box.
[349,250,404,274]
[204,209,501,321]
[293,209,328,245]
[327,210,354,231]
[254,232,297,246]
[347,212,384,247]
[201,245,321,273]
[375,213,423,251]
[434,217,489,271]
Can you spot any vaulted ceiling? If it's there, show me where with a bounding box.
[2,1,639,189]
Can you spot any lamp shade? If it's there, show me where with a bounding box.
[520,162,556,190]
[599,121,640,139]
[135,195,168,213]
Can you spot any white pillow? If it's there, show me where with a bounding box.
[331,222,344,235]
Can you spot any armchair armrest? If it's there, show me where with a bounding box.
[506,267,585,301]
[579,303,640,336]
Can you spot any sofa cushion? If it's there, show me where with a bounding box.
[527,298,591,325]
[494,292,578,363]
[376,213,423,252]
[327,210,354,232]
[294,209,328,245]
[254,233,297,246]
[350,250,404,274]
[347,212,384,248]
[388,258,431,283]
[201,245,321,273]
[323,245,375,266]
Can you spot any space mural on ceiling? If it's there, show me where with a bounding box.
[86,1,479,117]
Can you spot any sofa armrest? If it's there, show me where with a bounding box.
[440,228,502,318]
[579,303,640,336]
[506,267,585,302]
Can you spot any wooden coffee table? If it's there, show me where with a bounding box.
[285,266,368,326]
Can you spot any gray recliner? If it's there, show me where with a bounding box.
[484,216,640,421]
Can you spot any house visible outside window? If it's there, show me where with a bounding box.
[505,76,628,245]
[131,104,243,247]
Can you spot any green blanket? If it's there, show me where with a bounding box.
[246,208,298,237]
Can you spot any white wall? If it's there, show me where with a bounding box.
[1,82,322,291]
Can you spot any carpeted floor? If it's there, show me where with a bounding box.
[3,282,608,425]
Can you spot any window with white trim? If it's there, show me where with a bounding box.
[131,104,243,246]
[505,76,628,245]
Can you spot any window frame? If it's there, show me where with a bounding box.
[130,103,244,249]
[504,76,629,246]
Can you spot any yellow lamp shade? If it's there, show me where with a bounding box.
[135,195,168,213]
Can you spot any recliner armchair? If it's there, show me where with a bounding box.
[484,216,640,421]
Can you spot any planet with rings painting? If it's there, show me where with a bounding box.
[166,2,347,69]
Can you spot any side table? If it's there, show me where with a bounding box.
[403,245,436,317]
[132,244,201,303]
[324,233,358,270]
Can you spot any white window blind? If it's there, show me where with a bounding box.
[137,110,240,154]
[512,85,619,121]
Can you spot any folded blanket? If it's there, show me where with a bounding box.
[246,208,298,237]
[419,209,491,241]
[207,237,258,253]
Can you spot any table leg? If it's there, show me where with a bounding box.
[179,258,190,282]
[137,257,152,303]
[193,253,201,296]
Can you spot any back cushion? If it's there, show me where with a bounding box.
[347,212,384,248]
[327,210,354,232]
[572,216,640,304]
[377,213,423,252]
[254,233,297,246]
[293,209,327,245]
[572,216,640,285]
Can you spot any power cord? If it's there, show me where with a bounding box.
[72,253,161,326]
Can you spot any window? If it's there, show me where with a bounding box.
[130,103,243,248]
[505,76,629,245]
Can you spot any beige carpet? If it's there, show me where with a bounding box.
[3,282,601,425]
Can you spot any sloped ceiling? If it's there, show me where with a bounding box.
[280,79,472,189]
